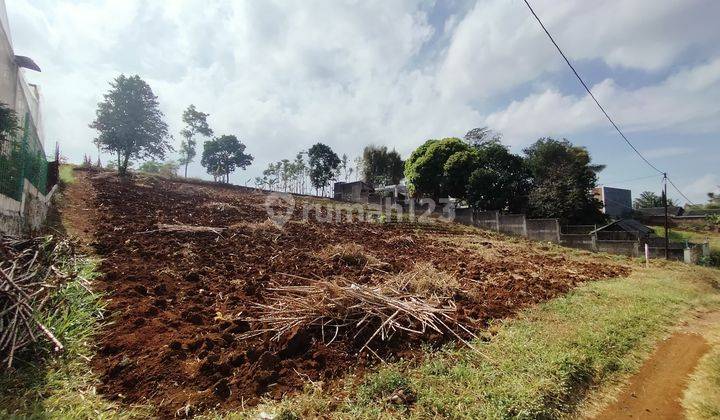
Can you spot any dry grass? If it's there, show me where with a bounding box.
[385,235,416,248]
[201,201,239,212]
[317,243,381,267]
[388,262,460,297]
[229,219,281,232]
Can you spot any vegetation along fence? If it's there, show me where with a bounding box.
[0,112,54,235]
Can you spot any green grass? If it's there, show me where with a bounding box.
[242,265,720,419]
[651,226,720,249]
[684,345,720,419]
[0,256,145,419]
[59,164,76,185]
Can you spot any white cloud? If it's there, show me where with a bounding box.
[5,0,720,186]
[485,58,720,146]
[683,174,720,204]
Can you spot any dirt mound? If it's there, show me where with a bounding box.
[79,175,629,417]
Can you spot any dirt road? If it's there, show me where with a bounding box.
[594,311,719,419]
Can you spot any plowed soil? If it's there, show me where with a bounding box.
[73,170,630,417]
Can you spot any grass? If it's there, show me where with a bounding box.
[59,164,76,185]
[242,263,720,419]
[683,316,720,419]
[0,255,145,419]
[651,225,720,249]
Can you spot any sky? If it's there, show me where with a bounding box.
[6,0,720,205]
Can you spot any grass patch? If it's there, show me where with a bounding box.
[684,347,720,419]
[59,164,76,185]
[243,264,720,419]
[0,256,145,419]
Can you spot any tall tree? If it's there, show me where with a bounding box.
[178,105,213,178]
[361,145,404,188]
[308,143,340,196]
[200,135,253,183]
[465,143,531,212]
[340,153,353,182]
[90,74,171,175]
[633,191,677,209]
[404,137,470,199]
[464,126,502,147]
[524,138,605,223]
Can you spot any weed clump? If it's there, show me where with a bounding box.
[317,243,380,267]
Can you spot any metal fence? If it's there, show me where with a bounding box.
[0,112,47,201]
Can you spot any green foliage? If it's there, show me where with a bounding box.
[361,145,404,188]
[524,138,605,224]
[463,126,502,147]
[139,160,179,177]
[633,191,677,209]
[404,137,469,199]
[467,143,531,212]
[443,148,478,199]
[90,74,172,175]
[178,104,213,178]
[0,102,19,144]
[307,143,340,195]
[200,135,253,183]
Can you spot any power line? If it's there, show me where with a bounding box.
[522,0,662,174]
[522,0,699,205]
[598,174,660,187]
[667,177,696,206]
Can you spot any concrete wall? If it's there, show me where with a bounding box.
[498,214,526,236]
[474,210,500,231]
[527,218,561,243]
[596,240,638,257]
[0,180,55,235]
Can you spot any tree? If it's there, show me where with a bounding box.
[464,126,502,147]
[524,138,605,223]
[139,160,179,177]
[361,145,404,188]
[633,191,677,209]
[200,135,253,183]
[340,154,353,182]
[0,102,19,145]
[178,105,213,178]
[466,143,531,212]
[308,143,340,196]
[90,74,171,175]
[404,137,470,199]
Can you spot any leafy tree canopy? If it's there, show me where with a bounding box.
[633,191,677,209]
[464,126,502,148]
[90,74,172,175]
[361,145,404,188]
[524,138,605,223]
[200,135,253,183]
[179,104,213,177]
[466,142,531,212]
[139,160,179,177]
[308,143,340,195]
[404,137,470,199]
[0,102,19,145]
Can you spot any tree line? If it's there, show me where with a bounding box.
[90,74,253,183]
[89,74,659,224]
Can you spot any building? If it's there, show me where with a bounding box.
[333,181,372,203]
[0,0,52,235]
[590,219,654,241]
[635,206,684,226]
[593,186,632,219]
[372,184,408,204]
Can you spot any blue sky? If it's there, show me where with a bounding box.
[7,0,720,204]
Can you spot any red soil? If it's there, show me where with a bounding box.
[75,171,629,417]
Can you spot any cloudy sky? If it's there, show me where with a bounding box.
[6,0,720,204]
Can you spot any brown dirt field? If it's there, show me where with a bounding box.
[68,170,630,417]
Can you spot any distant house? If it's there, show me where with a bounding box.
[593,186,632,219]
[591,219,654,241]
[333,181,372,203]
[372,184,408,204]
[635,206,684,226]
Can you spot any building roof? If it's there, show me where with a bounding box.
[636,206,684,216]
[591,219,653,235]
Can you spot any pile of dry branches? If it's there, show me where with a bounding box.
[0,235,66,369]
[241,277,477,358]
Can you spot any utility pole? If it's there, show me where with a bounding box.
[663,173,669,260]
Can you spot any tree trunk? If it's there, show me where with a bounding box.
[120,152,130,176]
[184,161,189,178]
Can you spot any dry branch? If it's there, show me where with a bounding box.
[1,235,71,368]
[240,278,479,358]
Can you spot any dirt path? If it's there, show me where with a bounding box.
[594,312,717,419]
